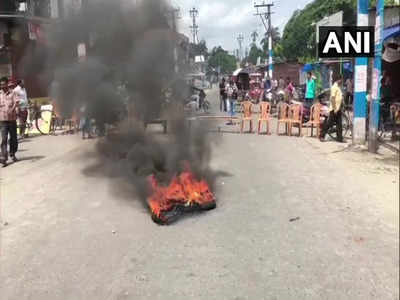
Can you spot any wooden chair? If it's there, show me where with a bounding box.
[276,102,290,135]
[289,104,303,136]
[240,101,253,133]
[258,102,271,135]
[308,103,322,137]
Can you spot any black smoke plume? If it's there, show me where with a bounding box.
[26,0,217,208]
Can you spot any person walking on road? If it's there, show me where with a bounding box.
[0,77,19,167]
[219,78,227,112]
[13,79,29,138]
[225,80,238,121]
[320,75,344,143]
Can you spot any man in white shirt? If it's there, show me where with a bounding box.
[13,80,29,138]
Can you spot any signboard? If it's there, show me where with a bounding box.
[354,65,367,93]
[318,26,374,58]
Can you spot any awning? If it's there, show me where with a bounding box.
[384,24,400,41]
[233,68,251,76]
[302,64,313,72]
[232,68,242,76]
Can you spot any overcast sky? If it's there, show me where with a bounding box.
[171,0,314,53]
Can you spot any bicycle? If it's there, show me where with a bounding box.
[327,104,352,141]
[317,89,352,141]
[18,102,58,136]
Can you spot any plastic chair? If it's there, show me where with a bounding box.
[309,103,321,137]
[276,102,290,135]
[258,102,271,135]
[289,104,303,136]
[240,101,253,133]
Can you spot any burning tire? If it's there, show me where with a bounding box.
[148,170,216,225]
[151,205,184,225]
[151,201,216,225]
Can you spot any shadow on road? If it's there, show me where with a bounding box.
[19,156,46,162]
[17,138,33,144]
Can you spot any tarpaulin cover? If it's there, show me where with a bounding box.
[302,64,313,72]
[384,24,400,41]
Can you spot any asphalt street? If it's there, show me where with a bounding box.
[0,88,399,300]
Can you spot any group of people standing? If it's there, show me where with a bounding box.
[217,70,346,143]
[0,77,29,167]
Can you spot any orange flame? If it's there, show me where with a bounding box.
[147,170,215,222]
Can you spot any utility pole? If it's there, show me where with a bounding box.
[189,7,199,44]
[369,0,384,153]
[353,0,369,146]
[237,34,244,61]
[254,1,274,78]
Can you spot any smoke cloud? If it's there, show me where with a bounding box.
[27,0,218,208]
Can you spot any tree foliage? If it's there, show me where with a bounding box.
[280,0,357,62]
[208,46,237,74]
[370,0,399,7]
[262,0,397,63]
[260,27,281,53]
[251,31,259,45]
[245,45,265,65]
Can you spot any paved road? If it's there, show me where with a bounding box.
[1,88,399,300]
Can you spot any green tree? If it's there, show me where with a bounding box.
[370,0,399,7]
[280,0,357,62]
[251,30,259,45]
[260,27,281,53]
[208,46,237,74]
[246,45,265,65]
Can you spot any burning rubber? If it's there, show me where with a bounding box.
[147,171,216,225]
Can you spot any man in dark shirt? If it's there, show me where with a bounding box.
[219,78,227,112]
